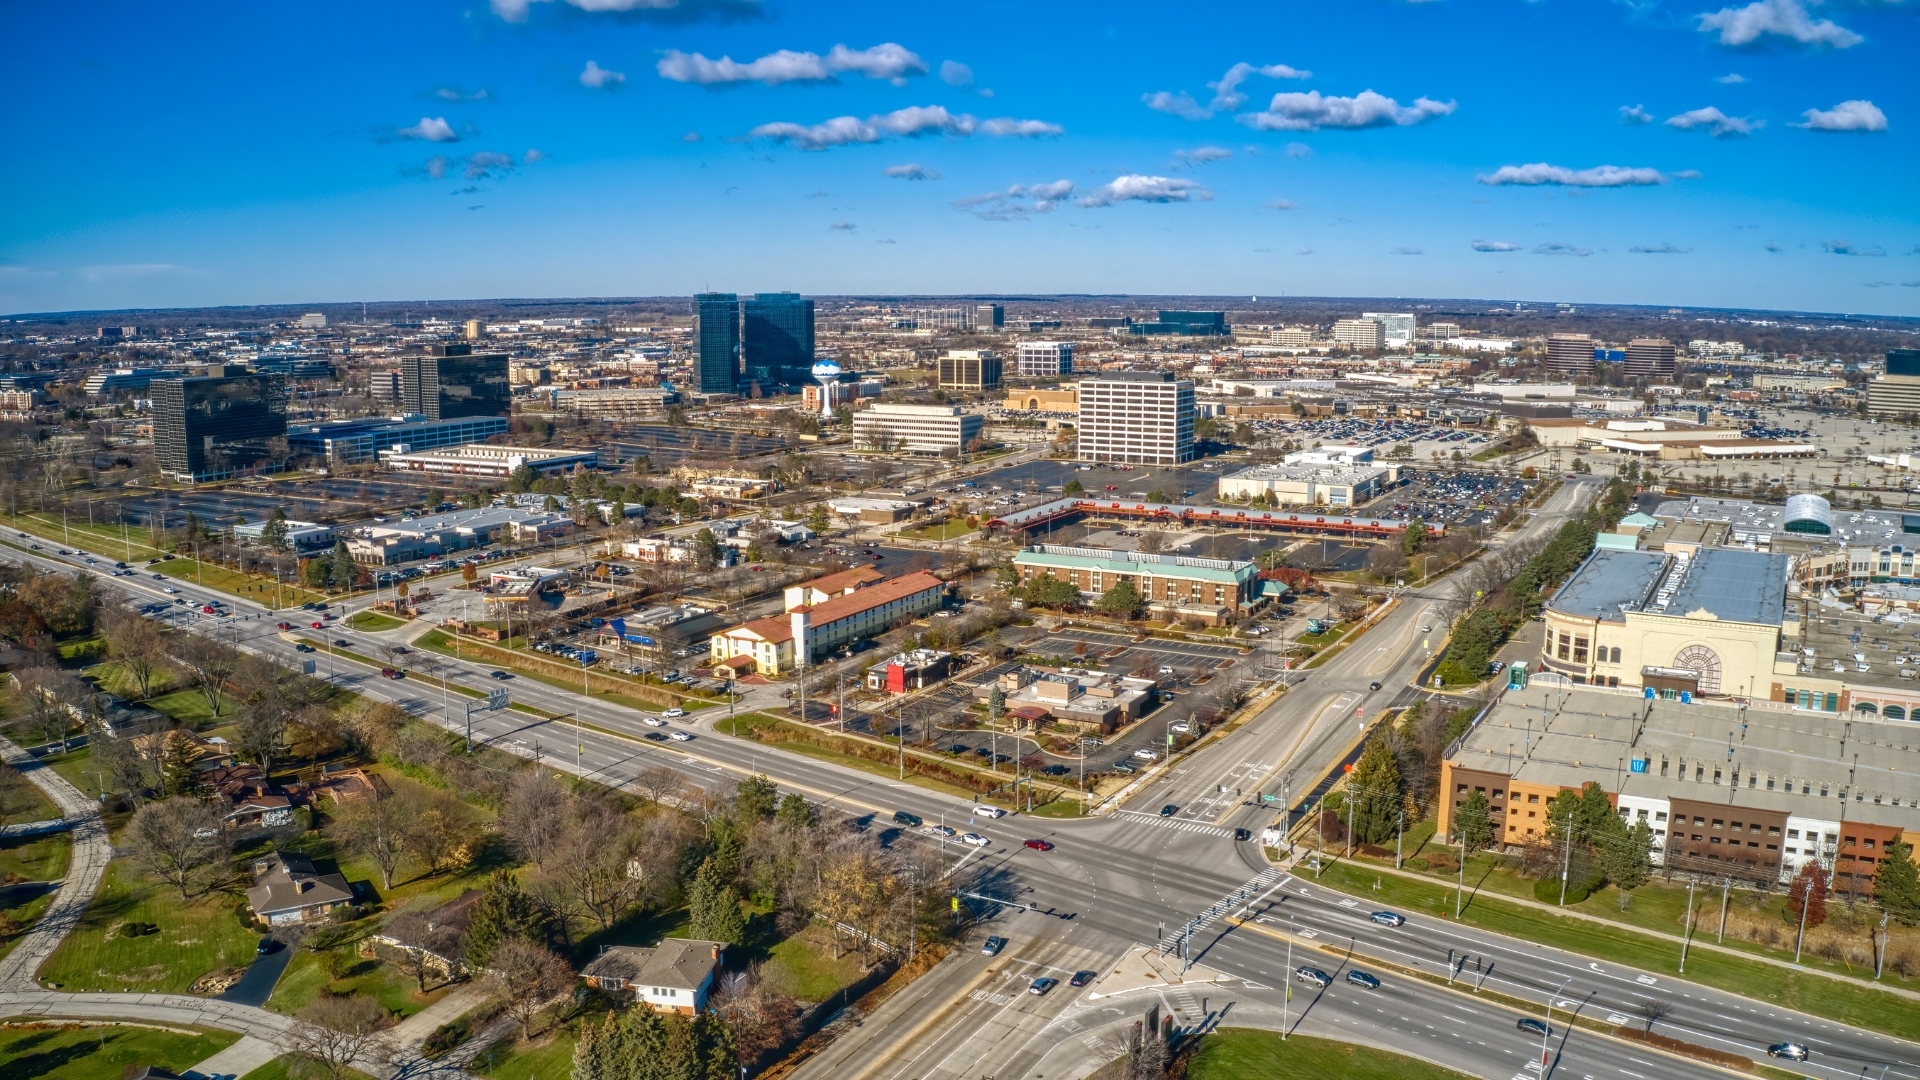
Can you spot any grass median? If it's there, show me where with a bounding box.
[1182,1028,1473,1080]
[1307,856,1920,1042]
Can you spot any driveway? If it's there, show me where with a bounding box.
[217,939,296,1008]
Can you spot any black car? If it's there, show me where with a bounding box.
[1159,804,1178,817]
[644,732,668,742]
[1766,1043,1809,1061]
[489,670,512,680]
[256,938,281,955]
[1517,1018,1553,1037]
[892,811,923,828]
[1233,828,1252,841]
[1368,681,1382,691]
[1069,969,1097,987]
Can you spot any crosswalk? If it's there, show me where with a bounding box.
[1155,868,1283,951]
[1113,809,1231,836]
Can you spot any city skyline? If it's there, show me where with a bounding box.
[3,0,1915,316]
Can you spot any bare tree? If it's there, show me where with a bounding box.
[411,786,479,877]
[101,605,167,700]
[172,633,239,719]
[481,937,574,1040]
[282,992,394,1080]
[540,801,655,934]
[633,764,686,808]
[124,797,227,899]
[1638,999,1673,1033]
[500,770,570,869]
[334,788,418,890]
[711,965,804,1070]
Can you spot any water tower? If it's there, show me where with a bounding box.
[810,359,842,418]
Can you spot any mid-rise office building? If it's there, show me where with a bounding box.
[1011,543,1261,621]
[1545,333,1596,377]
[82,368,173,396]
[400,344,510,421]
[545,387,679,417]
[975,304,1004,332]
[693,292,741,395]
[852,403,984,456]
[1269,327,1318,348]
[1075,371,1195,465]
[1426,322,1462,340]
[1016,342,1073,378]
[1623,338,1677,380]
[742,292,814,389]
[152,372,289,483]
[378,443,596,478]
[1360,312,1416,345]
[1868,349,1920,419]
[938,350,1003,392]
[369,371,402,401]
[287,415,509,465]
[1129,310,1227,337]
[1332,318,1385,350]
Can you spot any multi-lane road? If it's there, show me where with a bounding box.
[10,481,1918,1080]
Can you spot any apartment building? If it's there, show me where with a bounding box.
[1075,371,1194,464]
[852,403,984,456]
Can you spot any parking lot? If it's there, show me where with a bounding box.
[1241,416,1495,462]
[1372,470,1532,528]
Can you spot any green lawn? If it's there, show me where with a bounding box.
[38,860,261,993]
[763,929,869,1001]
[0,1021,240,1080]
[150,557,329,608]
[0,832,72,885]
[1310,857,1920,1042]
[471,1006,614,1080]
[266,943,453,1019]
[0,765,61,825]
[1184,1029,1472,1080]
[894,520,976,541]
[142,687,234,729]
[242,1054,378,1080]
[346,610,406,632]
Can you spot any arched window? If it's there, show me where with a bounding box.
[1887,705,1909,721]
[1855,701,1879,714]
[1671,645,1723,695]
[1610,647,1622,664]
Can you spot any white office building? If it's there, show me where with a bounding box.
[1361,312,1416,345]
[1017,342,1074,378]
[852,403,984,456]
[1075,371,1195,465]
[377,443,596,477]
[1332,318,1385,350]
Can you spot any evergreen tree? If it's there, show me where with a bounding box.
[1347,733,1403,846]
[184,511,203,544]
[463,870,552,967]
[260,508,289,553]
[805,504,831,534]
[1457,789,1493,853]
[304,554,332,589]
[1095,579,1144,617]
[775,791,817,833]
[1874,840,1920,927]
[159,731,206,798]
[685,857,746,945]
[508,462,539,493]
[327,539,356,589]
[734,775,778,825]
[544,495,563,512]
[1401,519,1430,556]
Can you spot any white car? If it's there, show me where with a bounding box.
[960,833,991,848]
[973,805,1006,819]
[1133,748,1158,761]
[163,587,179,594]
[663,707,685,718]
[669,731,693,741]
[642,717,666,727]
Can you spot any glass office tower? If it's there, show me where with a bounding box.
[152,372,290,482]
[400,344,510,421]
[694,292,741,395]
[742,292,815,389]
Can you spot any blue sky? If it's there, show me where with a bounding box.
[3,0,1915,316]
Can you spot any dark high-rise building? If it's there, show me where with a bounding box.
[153,372,289,483]
[1887,349,1920,377]
[1545,333,1595,377]
[694,292,741,395]
[1623,338,1677,380]
[975,303,1004,331]
[400,344,510,421]
[1868,349,1920,419]
[742,292,814,389]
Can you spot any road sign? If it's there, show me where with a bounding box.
[301,660,316,675]
[488,687,510,711]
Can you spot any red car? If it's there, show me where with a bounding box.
[276,622,292,630]
[310,621,324,629]
[1022,839,1054,852]
[380,668,403,679]
[201,605,216,614]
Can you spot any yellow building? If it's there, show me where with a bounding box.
[1002,387,1077,412]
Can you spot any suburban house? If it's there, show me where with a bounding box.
[244,851,353,926]
[205,763,296,829]
[365,889,481,980]
[581,939,726,1014]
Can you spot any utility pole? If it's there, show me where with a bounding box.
[1395,809,1404,870]
[1680,876,1697,972]
[1716,876,1731,944]
[1558,809,1574,906]
[1793,873,1812,963]
[1456,828,1467,918]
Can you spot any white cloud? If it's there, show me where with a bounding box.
[580,60,626,88]
[434,87,491,101]
[398,116,459,142]
[524,149,547,163]
[1825,239,1887,256]
[1237,90,1454,132]
[1673,169,1705,179]
[1629,243,1693,253]
[1666,106,1758,137]
[940,60,974,88]
[1392,246,1424,255]
[657,43,925,86]
[1285,142,1312,159]
[1263,198,1296,210]
[953,180,1075,220]
[425,156,449,180]
[749,106,1057,149]
[464,151,515,179]
[885,163,940,180]
[1207,62,1312,112]
[1172,146,1232,166]
[491,0,754,22]
[1142,91,1210,121]
[1535,242,1593,256]
[682,131,703,142]
[1620,104,1653,124]
[1697,0,1861,48]
[1076,175,1212,207]
[1471,240,1521,252]
[1477,163,1670,187]
[1716,73,1748,84]
[1795,99,1888,132]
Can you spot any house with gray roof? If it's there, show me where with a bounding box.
[245,850,353,927]
[581,939,726,1015]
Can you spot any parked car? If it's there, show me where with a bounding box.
[1133,748,1158,761]
[981,935,1006,956]
[1111,762,1136,774]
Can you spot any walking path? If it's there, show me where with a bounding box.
[0,735,110,993]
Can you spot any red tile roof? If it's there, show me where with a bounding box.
[802,566,885,597]
[798,571,945,627]
[725,615,795,644]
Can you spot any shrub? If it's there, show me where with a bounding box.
[119,921,159,938]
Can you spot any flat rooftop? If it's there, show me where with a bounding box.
[1460,688,1920,829]
[1548,547,1789,626]
[1222,462,1389,484]
[1789,602,1920,691]
[1655,497,1920,549]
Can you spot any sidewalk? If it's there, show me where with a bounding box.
[0,735,111,992]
